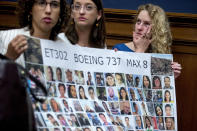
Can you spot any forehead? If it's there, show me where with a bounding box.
[73,0,95,4]
[137,10,151,22]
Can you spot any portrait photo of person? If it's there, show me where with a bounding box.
[120,101,131,115]
[57,83,67,98]
[135,116,143,129]
[137,88,145,101]
[153,90,163,102]
[62,99,73,112]
[87,113,102,126]
[131,102,141,115]
[108,102,120,115]
[109,115,119,125]
[83,102,95,113]
[94,72,105,86]
[78,86,88,99]
[40,99,51,112]
[126,74,134,87]
[119,87,129,101]
[77,113,90,126]
[46,113,59,126]
[88,86,96,100]
[115,116,125,127]
[157,117,165,130]
[50,98,62,112]
[144,89,152,102]
[165,117,175,130]
[102,101,110,114]
[164,90,173,103]
[124,116,134,130]
[115,73,125,87]
[129,88,138,101]
[83,127,91,131]
[165,104,173,116]
[99,113,111,125]
[105,126,115,131]
[96,127,104,131]
[92,101,104,112]
[107,87,118,101]
[69,113,80,127]
[140,102,149,116]
[163,76,173,89]
[72,100,83,112]
[56,67,64,82]
[68,85,78,98]
[86,71,94,86]
[57,114,68,127]
[105,73,116,87]
[154,103,163,116]
[45,66,55,81]
[97,87,107,101]
[65,69,75,84]
[46,82,57,97]
[143,116,153,130]
[133,75,142,88]
[152,76,162,89]
[143,75,151,89]
[74,70,85,85]
[147,102,155,116]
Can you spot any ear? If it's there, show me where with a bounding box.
[96,10,102,21]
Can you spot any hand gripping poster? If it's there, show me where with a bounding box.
[24,37,177,131]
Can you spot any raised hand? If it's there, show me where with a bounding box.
[5,35,28,60]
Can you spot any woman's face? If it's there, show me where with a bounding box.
[130,89,135,99]
[116,74,122,84]
[165,92,171,102]
[32,0,60,37]
[164,77,171,87]
[106,75,115,86]
[59,86,65,96]
[154,78,161,87]
[145,118,151,127]
[51,99,58,111]
[71,0,101,29]
[56,69,61,80]
[47,67,53,80]
[166,118,172,128]
[120,89,126,99]
[134,10,152,40]
[70,85,77,98]
[79,87,85,98]
[143,76,149,87]
[156,106,162,116]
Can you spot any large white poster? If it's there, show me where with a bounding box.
[24,37,177,131]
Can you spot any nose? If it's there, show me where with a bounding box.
[136,23,143,31]
[79,6,85,14]
[45,3,52,14]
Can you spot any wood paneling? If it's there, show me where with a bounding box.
[1,2,197,131]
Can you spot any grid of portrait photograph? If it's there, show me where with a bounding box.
[25,60,177,131]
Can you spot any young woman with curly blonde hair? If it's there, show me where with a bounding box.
[113,4,181,78]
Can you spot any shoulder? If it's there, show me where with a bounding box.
[58,33,72,45]
[112,43,134,52]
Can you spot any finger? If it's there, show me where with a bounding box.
[114,48,118,52]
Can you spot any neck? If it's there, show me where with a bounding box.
[33,30,51,40]
[125,42,136,51]
[76,26,92,47]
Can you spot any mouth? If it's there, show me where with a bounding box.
[43,17,52,24]
[79,17,87,21]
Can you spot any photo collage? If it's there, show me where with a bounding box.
[27,63,176,131]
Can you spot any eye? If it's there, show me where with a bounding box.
[136,19,141,25]
[86,5,93,11]
[50,1,60,8]
[74,4,81,10]
[37,0,46,6]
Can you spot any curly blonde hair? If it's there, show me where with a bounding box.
[135,4,172,54]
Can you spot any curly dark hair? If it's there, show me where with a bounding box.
[65,0,106,48]
[17,0,69,40]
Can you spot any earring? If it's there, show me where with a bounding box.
[70,20,74,25]
[96,23,99,27]
[28,15,31,22]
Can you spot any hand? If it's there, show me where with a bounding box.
[171,62,182,79]
[5,35,28,60]
[133,26,152,53]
